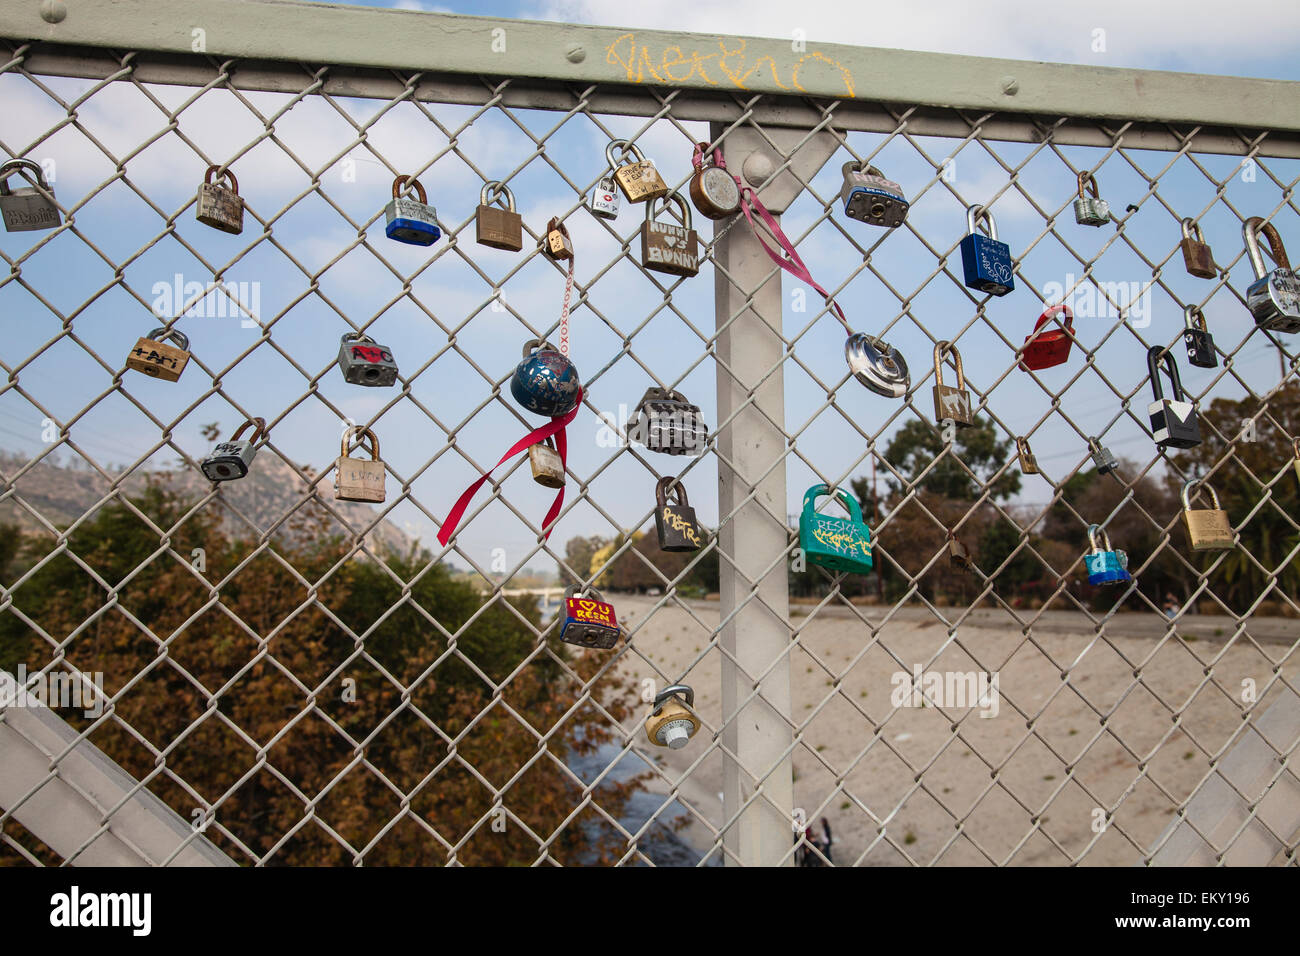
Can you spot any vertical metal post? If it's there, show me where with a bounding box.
[712,126,837,865]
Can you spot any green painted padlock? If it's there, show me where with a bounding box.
[798,483,873,574]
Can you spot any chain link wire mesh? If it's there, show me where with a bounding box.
[0,24,1297,867]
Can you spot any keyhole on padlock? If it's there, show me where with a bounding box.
[870,201,886,219]
[363,367,380,382]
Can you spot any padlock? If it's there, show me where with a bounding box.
[640,192,700,277]
[1182,305,1217,369]
[1179,218,1216,279]
[627,386,708,456]
[798,483,873,575]
[1084,524,1131,586]
[959,204,1014,296]
[338,332,399,387]
[384,175,441,246]
[201,417,266,482]
[1242,216,1300,334]
[1073,171,1110,227]
[845,332,910,398]
[606,139,669,204]
[654,476,703,553]
[125,327,190,382]
[528,436,565,489]
[948,532,973,572]
[542,216,573,261]
[0,159,60,232]
[559,585,621,649]
[1180,479,1233,552]
[589,172,621,220]
[645,684,700,749]
[195,164,244,235]
[1016,436,1040,475]
[511,339,581,417]
[839,161,908,228]
[1088,436,1119,476]
[1147,345,1201,449]
[475,181,523,252]
[1019,304,1075,372]
[334,426,386,503]
[689,142,741,220]
[932,340,974,428]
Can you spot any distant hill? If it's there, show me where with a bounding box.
[0,450,412,556]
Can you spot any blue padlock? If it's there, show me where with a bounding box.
[510,339,581,416]
[384,174,441,246]
[960,204,1014,296]
[1084,524,1131,587]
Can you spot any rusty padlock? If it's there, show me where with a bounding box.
[542,216,573,261]
[640,192,700,277]
[645,684,700,749]
[335,426,386,503]
[528,436,565,489]
[932,341,974,427]
[125,327,190,382]
[689,141,740,220]
[1016,436,1040,475]
[195,164,244,234]
[1179,218,1216,279]
[475,181,523,252]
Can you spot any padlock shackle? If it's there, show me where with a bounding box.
[145,327,189,351]
[1087,436,1103,454]
[801,482,865,526]
[692,141,726,171]
[341,425,380,461]
[1076,170,1100,200]
[521,337,562,358]
[655,475,689,510]
[1146,345,1187,403]
[1180,478,1220,513]
[1183,304,1207,333]
[203,164,239,194]
[479,180,516,211]
[340,330,376,344]
[653,683,694,712]
[392,174,427,205]
[564,583,605,604]
[1016,436,1033,456]
[1030,303,1074,336]
[230,416,267,443]
[1086,522,1112,554]
[645,190,692,231]
[1180,217,1204,244]
[841,160,884,179]
[0,158,50,195]
[605,139,643,169]
[545,215,570,239]
[965,204,997,241]
[1242,216,1291,277]
[932,340,966,390]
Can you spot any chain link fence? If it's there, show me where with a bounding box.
[1,3,1297,867]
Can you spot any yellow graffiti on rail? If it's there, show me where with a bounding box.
[605,34,855,99]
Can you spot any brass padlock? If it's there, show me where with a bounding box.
[645,684,700,750]
[1181,479,1233,551]
[932,340,974,427]
[654,476,703,553]
[1180,218,1216,278]
[528,436,565,489]
[948,532,973,571]
[640,192,700,277]
[542,216,573,261]
[335,426,386,503]
[195,164,244,234]
[475,181,523,252]
[125,327,190,382]
[1015,436,1039,475]
[607,139,668,204]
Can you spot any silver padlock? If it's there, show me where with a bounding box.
[1242,216,1300,334]
[195,164,244,234]
[589,172,621,220]
[1088,436,1118,475]
[0,159,60,232]
[201,417,266,482]
[338,331,399,387]
[839,161,908,228]
[844,332,909,398]
[1073,171,1110,227]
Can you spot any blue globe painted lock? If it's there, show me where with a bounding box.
[960,204,1014,296]
[798,483,873,574]
[511,338,581,416]
[1084,523,1131,586]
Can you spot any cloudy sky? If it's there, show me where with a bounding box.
[1,0,1296,578]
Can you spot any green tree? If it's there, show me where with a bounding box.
[877,418,1021,502]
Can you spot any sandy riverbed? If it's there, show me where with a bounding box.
[601,594,1298,866]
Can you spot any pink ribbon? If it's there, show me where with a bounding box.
[437,387,582,546]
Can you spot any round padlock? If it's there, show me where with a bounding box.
[845,332,909,398]
[510,339,581,416]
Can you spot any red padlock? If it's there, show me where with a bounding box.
[1019,303,1074,372]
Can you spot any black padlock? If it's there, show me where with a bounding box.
[1182,305,1217,369]
[627,386,708,456]
[654,476,703,553]
[1147,345,1201,449]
